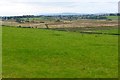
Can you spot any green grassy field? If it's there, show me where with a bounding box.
[2,27,118,78]
[106,16,118,20]
[95,29,119,34]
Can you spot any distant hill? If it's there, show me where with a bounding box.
[39,13,83,16]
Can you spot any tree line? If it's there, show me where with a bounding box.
[2,13,119,22]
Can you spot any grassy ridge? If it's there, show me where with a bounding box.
[2,27,118,78]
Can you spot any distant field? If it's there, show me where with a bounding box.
[95,29,119,34]
[2,26,118,78]
[21,16,119,21]
[106,16,118,20]
[21,17,56,21]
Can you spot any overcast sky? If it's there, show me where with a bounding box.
[0,0,119,16]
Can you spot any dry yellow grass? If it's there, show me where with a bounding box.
[2,20,118,29]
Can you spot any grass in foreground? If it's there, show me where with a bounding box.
[2,27,118,78]
[0,26,2,78]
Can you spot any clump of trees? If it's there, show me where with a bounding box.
[56,19,61,22]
